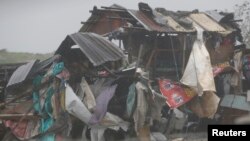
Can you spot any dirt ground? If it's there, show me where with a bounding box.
[168,132,207,141]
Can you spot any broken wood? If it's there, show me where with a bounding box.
[0,113,40,120]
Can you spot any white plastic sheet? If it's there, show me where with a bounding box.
[65,84,91,124]
[90,128,106,141]
[100,112,130,131]
[181,26,216,95]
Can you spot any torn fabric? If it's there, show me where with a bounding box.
[149,91,168,121]
[3,119,40,140]
[89,84,118,125]
[78,77,96,110]
[133,82,148,133]
[126,83,136,117]
[187,92,220,118]
[4,120,29,139]
[180,26,216,95]
[98,112,130,131]
[233,51,243,73]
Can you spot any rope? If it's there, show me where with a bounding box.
[170,37,180,81]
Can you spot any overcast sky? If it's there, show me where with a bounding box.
[0,0,247,53]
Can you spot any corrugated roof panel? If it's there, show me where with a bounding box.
[128,10,173,32]
[7,60,38,88]
[56,32,125,66]
[164,16,193,32]
[205,10,224,22]
[220,95,250,111]
[188,13,226,32]
[220,94,234,108]
[231,95,250,111]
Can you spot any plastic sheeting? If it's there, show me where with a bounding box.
[133,82,148,133]
[158,79,196,108]
[90,128,106,141]
[99,112,129,131]
[151,132,167,141]
[65,84,92,124]
[180,26,216,95]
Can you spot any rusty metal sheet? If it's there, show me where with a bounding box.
[128,10,174,32]
[164,16,193,32]
[188,13,227,32]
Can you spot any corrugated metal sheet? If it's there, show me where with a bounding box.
[81,5,233,34]
[127,10,231,34]
[220,95,250,111]
[128,10,174,32]
[80,6,128,33]
[220,94,234,108]
[188,13,227,32]
[7,60,38,88]
[56,32,125,66]
[205,10,224,22]
[6,56,58,88]
[164,16,192,32]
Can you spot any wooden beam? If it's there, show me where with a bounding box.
[0,113,40,120]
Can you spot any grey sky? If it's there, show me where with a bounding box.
[0,0,247,53]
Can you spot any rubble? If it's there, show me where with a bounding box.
[1,2,250,141]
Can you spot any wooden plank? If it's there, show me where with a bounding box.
[247,90,250,102]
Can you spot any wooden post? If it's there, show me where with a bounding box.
[128,34,133,63]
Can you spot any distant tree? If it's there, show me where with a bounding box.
[0,49,7,52]
[234,1,250,47]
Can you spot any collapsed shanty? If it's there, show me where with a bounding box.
[1,2,250,141]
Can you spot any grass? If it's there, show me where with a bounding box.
[0,50,52,64]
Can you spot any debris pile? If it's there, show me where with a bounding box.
[1,2,250,141]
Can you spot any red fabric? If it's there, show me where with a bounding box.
[221,38,232,46]
[56,69,70,80]
[4,120,29,138]
[212,62,231,77]
[158,79,195,108]
[56,134,63,141]
[213,67,224,77]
